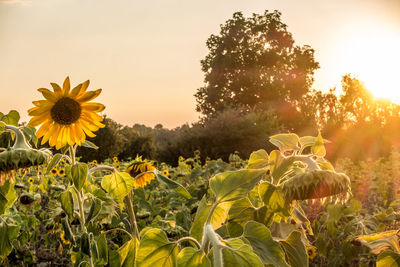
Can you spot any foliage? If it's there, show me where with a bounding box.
[156,108,282,164]
[194,10,319,117]
[1,113,359,266]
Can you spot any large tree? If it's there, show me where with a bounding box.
[195,10,319,117]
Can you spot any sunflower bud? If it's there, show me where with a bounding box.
[283,170,351,202]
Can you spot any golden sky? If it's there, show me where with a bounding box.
[1,0,399,128]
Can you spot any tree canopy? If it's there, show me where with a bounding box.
[195,10,319,117]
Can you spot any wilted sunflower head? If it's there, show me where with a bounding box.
[126,157,155,189]
[28,77,105,149]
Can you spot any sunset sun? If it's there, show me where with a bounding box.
[336,25,400,103]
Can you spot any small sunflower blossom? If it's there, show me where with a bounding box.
[178,156,184,161]
[28,177,34,183]
[28,77,105,150]
[50,168,58,177]
[57,168,65,177]
[92,160,98,165]
[126,159,155,189]
[116,165,120,171]
[307,246,317,259]
[113,156,119,163]
[162,170,169,176]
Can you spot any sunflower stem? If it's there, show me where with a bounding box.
[5,125,31,149]
[75,189,87,231]
[70,146,94,267]
[69,146,76,165]
[124,191,139,240]
[89,165,115,174]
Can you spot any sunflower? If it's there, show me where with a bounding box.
[306,246,317,259]
[162,170,169,176]
[28,177,34,183]
[57,168,65,177]
[126,158,155,189]
[50,168,58,176]
[113,156,119,163]
[28,77,105,150]
[178,156,184,161]
[92,160,98,165]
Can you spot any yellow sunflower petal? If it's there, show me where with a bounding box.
[69,83,83,98]
[81,115,105,129]
[36,120,52,138]
[81,103,105,112]
[76,89,102,103]
[49,124,61,147]
[82,111,103,123]
[37,88,57,102]
[80,118,100,132]
[28,105,52,116]
[28,107,40,114]
[76,80,90,98]
[32,100,53,107]
[58,127,67,149]
[55,129,63,150]
[59,127,68,149]
[50,82,62,94]
[66,127,74,146]
[77,121,96,138]
[41,123,55,145]
[126,165,133,173]
[72,124,85,145]
[62,77,71,95]
[28,113,51,127]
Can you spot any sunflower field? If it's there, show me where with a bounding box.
[1,77,400,267]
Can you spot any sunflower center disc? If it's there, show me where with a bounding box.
[50,97,82,125]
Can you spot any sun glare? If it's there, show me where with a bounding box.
[335,25,400,103]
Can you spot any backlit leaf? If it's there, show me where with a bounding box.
[279,231,308,267]
[177,247,210,267]
[210,169,267,203]
[270,133,300,151]
[137,228,178,267]
[243,221,289,267]
[101,171,135,204]
[247,149,269,169]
